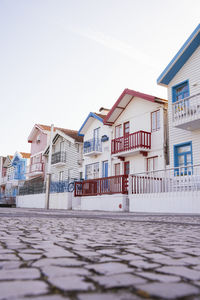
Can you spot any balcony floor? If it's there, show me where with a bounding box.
[174,116,200,131]
[112,147,150,157]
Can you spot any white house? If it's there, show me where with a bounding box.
[103,88,168,175]
[43,127,83,182]
[78,108,111,180]
[128,25,200,214]
[157,24,200,171]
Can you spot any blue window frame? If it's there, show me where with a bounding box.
[174,141,193,175]
[172,80,189,103]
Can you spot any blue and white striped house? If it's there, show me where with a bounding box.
[2,152,30,198]
[157,24,200,173]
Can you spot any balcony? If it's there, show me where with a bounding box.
[51,151,67,167]
[0,176,7,185]
[172,93,200,130]
[29,162,44,177]
[111,131,151,156]
[83,139,102,156]
[74,175,128,197]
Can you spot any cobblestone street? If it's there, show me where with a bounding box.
[0,208,200,300]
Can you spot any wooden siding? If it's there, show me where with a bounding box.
[167,46,200,167]
[49,136,83,181]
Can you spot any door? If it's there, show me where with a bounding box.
[174,142,193,175]
[102,161,108,178]
[124,161,130,175]
[93,128,100,151]
[123,122,130,151]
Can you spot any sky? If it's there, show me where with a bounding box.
[0,0,200,156]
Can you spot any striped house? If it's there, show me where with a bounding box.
[43,127,83,182]
[157,24,200,172]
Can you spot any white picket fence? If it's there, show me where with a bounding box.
[129,164,200,194]
[129,164,200,213]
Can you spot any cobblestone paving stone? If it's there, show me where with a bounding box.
[0,208,200,299]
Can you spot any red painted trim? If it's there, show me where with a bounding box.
[74,175,128,197]
[104,88,157,125]
[111,131,151,155]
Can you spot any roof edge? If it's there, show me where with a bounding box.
[157,24,200,86]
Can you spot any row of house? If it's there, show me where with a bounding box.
[1,24,200,212]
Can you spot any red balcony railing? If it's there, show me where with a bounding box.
[74,175,128,197]
[111,131,151,155]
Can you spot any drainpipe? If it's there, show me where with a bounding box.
[45,124,54,209]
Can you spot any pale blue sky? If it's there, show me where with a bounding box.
[0,0,199,156]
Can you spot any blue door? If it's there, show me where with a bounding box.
[102,161,108,177]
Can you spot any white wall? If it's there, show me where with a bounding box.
[167,46,200,167]
[80,194,129,211]
[16,193,46,208]
[16,192,72,210]
[49,192,72,209]
[129,191,200,213]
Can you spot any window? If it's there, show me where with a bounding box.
[147,156,158,172]
[115,125,122,138]
[151,110,160,132]
[60,141,64,152]
[174,142,193,175]
[85,163,99,179]
[172,81,189,103]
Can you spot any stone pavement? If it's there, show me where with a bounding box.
[0,208,200,299]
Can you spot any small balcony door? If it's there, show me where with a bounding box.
[115,163,120,176]
[123,122,130,150]
[93,128,100,150]
[102,161,108,178]
[124,161,130,175]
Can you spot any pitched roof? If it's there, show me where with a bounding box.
[19,152,31,159]
[103,88,167,125]
[92,113,107,120]
[57,128,83,143]
[28,124,82,143]
[78,112,107,136]
[157,24,200,86]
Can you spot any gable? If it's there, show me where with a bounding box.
[157,24,200,86]
[78,112,103,136]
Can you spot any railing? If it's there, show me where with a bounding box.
[111,131,151,154]
[74,175,128,197]
[0,195,16,206]
[29,162,44,173]
[19,182,46,195]
[50,181,75,193]
[172,93,200,123]
[51,151,67,165]
[84,139,102,154]
[0,176,7,184]
[130,164,200,194]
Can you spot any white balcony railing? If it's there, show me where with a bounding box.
[0,176,7,185]
[172,93,200,130]
[129,164,200,194]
